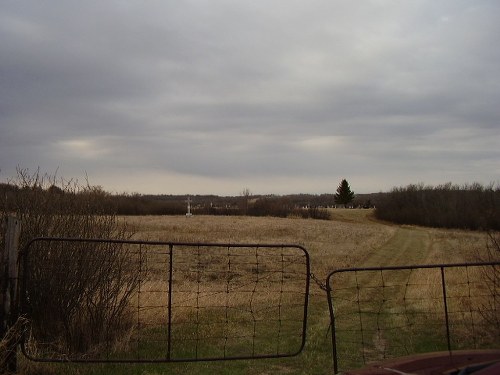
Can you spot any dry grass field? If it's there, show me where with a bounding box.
[19,209,495,375]
[122,208,485,272]
[122,210,393,276]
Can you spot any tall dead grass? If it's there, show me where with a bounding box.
[122,210,396,280]
[16,209,497,373]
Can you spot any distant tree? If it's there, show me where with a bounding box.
[240,188,251,215]
[334,179,355,207]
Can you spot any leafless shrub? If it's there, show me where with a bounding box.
[0,167,138,356]
[477,232,500,340]
[0,316,28,372]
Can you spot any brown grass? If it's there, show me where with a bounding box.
[123,210,492,337]
[122,210,490,312]
[122,209,396,279]
[18,210,496,374]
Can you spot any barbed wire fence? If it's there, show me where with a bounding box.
[19,238,310,363]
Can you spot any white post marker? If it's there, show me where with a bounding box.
[186,196,193,217]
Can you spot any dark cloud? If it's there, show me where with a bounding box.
[1,0,499,194]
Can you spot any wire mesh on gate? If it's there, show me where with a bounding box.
[326,262,500,374]
[19,238,310,362]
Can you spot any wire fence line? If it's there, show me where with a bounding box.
[326,262,500,374]
[19,238,310,363]
[14,237,500,372]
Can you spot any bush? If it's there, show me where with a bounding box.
[0,168,138,356]
[476,232,500,342]
[247,196,330,220]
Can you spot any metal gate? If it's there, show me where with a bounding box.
[326,262,500,374]
[20,238,310,363]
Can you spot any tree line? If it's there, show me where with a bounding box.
[7,169,497,230]
[374,182,500,230]
[1,184,335,220]
[1,175,374,219]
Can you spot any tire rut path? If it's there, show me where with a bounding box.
[361,226,435,268]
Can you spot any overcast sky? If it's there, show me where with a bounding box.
[1,1,499,195]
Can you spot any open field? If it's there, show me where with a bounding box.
[19,209,495,375]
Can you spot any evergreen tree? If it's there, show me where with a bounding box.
[334,179,355,206]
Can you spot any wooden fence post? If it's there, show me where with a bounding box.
[1,215,21,373]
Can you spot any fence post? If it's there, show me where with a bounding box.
[1,215,21,373]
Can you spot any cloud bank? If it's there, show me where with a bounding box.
[1,1,499,194]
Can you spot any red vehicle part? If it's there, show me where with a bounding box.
[344,350,500,375]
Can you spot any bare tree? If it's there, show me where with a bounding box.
[476,232,500,342]
[240,188,252,215]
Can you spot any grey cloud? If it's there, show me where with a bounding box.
[1,0,499,194]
